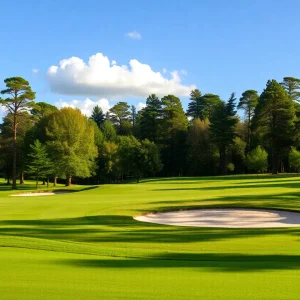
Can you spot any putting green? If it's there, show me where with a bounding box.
[1,175,300,299]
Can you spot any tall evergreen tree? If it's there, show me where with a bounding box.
[0,77,35,189]
[131,105,137,127]
[281,77,300,102]
[187,118,218,175]
[253,80,295,174]
[210,93,238,175]
[187,90,221,121]
[139,94,162,143]
[238,90,259,152]
[90,105,105,127]
[187,89,202,119]
[161,95,188,176]
[200,94,222,120]
[109,102,131,130]
[26,140,53,187]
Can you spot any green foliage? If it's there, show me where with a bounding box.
[238,90,259,151]
[31,102,58,120]
[26,140,53,186]
[210,93,238,174]
[230,137,246,173]
[187,90,221,121]
[246,146,268,174]
[254,80,295,173]
[101,120,117,142]
[187,118,218,175]
[90,105,105,127]
[238,90,259,121]
[161,95,188,135]
[131,105,137,127]
[102,141,119,179]
[109,102,131,133]
[227,162,235,172]
[289,147,300,173]
[139,94,162,143]
[281,77,300,102]
[46,108,98,185]
[186,89,202,119]
[0,77,35,189]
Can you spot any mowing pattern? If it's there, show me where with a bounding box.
[1,175,300,299]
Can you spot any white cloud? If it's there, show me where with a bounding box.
[55,98,111,117]
[32,68,39,74]
[162,68,167,74]
[47,52,196,99]
[136,102,146,111]
[0,106,7,120]
[111,60,117,66]
[126,31,142,40]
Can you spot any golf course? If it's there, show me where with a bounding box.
[1,175,300,300]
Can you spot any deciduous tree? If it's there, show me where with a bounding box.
[46,107,98,186]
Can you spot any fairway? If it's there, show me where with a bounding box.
[1,175,300,299]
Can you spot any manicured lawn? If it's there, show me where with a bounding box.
[1,175,300,299]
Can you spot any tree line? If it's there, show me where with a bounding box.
[1,76,300,189]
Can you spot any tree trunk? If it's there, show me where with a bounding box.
[19,171,24,184]
[66,176,72,186]
[42,178,45,185]
[47,177,49,188]
[53,176,57,186]
[6,176,10,185]
[137,174,140,183]
[12,115,17,190]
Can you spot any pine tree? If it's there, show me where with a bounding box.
[210,93,238,175]
[187,89,202,119]
[140,94,162,143]
[238,90,259,152]
[254,80,295,174]
[27,140,53,187]
[90,105,105,127]
[0,77,35,189]
[281,77,300,102]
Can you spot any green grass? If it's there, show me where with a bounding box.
[1,175,300,299]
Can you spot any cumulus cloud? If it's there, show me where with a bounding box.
[54,98,148,116]
[32,68,39,73]
[55,98,111,117]
[47,52,196,99]
[0,106,7,120]
[137,102,146,111]
[126,31,142,40]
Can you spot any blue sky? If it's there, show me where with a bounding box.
[1,0,300,116]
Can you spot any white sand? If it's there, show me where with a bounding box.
[10,191,72,197]
[134,208,300,228]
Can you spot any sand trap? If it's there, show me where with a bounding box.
[134,208,300,228]
[10,191,72,197]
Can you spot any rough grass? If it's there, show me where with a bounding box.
[1,175,300,299]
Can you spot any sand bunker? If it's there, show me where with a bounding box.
[11,191,72,197]
[134,208,300,228]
